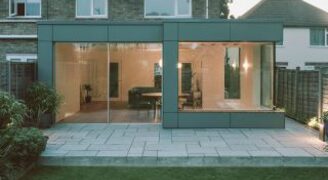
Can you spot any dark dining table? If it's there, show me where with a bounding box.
[142,92,190,122]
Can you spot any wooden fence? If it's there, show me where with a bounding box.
[275,67,328,124]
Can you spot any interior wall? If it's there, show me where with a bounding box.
[55,43,81,121]
[110,48,162,102]
[81,44,108,101]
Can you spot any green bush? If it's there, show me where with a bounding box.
[4,128,46,162]
[0,128,47,179]
[0,90,48,179]
[25,82,62,126]
[0,91,27,129]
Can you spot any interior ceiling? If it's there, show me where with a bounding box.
[67,42,272,52]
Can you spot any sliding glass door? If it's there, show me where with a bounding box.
[55,43,162,123]
[108,43,163,123]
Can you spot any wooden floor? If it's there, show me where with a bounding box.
[60,101,159,123]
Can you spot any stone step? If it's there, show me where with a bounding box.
[39,156,328,167]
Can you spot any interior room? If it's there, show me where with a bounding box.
[178,42,274,111]
[54,42,274,123]
[55,43,163,123]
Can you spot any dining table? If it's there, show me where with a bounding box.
[142,92,190,122]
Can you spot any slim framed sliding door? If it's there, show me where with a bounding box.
[107,43,163,123]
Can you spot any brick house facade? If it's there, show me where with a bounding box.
[0,0,224,61]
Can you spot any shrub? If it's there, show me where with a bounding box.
[0,91,26,129]
[25,82,62,126]
[4,128,46,162]
[0,128,47,179]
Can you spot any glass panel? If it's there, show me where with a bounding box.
[225,47,240,99]
[93,0,106,16]
[109,43,162,123]
[145,0,175,17]
[178,42,274,111]
[26,1,41,16]
[177,0,190,16]
[10,0,15,15]
[261,45,273,108]
[310,28,325,46]
[55,43,109,123]
[77,0,91,16]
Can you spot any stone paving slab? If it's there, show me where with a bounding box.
[39,118,328,167]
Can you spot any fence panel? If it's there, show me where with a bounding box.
[276,68,320,124]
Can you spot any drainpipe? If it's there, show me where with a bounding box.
[205,0,209,19]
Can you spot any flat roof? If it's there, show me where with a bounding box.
[37,20,283,42]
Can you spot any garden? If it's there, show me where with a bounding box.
[0,83,61,179]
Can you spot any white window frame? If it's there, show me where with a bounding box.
[326,28,328,47]
[310,28,328,47]
[75,0,108,18]
[144,0,192,19]
[6,54,37,62]
[8,0,42,18]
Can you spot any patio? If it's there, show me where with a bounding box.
[40,118,328,167]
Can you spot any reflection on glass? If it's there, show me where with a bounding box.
[178,42,274,111]
[145,0,175,16]
[177,0,191,15]
[26,2,40,16]
[261,45,273,108]
[225,47,240,99]
[93,0,106,15]
[76,0,91,16]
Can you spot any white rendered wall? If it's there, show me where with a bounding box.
[276,27,328,69]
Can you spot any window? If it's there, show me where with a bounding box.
[326,29,328,46]
[145,0,192,18]
[110,63,119,98]
[225,47,240,99]
[276,41,283,46]
[310,28,328,46]
[181,63,192,93]
[154,62,162,88]
[6,54,37,62]
[76,0,107,18]
[178,42,274,111]
[9,0,41,18]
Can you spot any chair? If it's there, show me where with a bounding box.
[192,91,202,109]
[134,93,152,118]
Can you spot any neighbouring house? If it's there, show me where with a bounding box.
[241,0,328,70]
[0,0,284,128]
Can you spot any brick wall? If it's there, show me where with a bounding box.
[0,22,37,35]
[0,40,37,60]
[1,0,223,21]
[0,0,224,67]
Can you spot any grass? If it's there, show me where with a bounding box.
[24,166,328,180]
